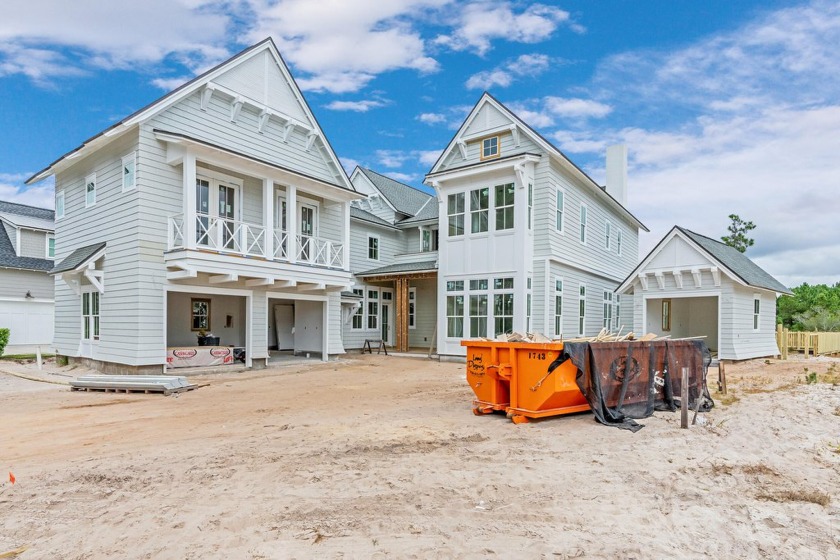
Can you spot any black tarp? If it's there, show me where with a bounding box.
[564,340,713,432]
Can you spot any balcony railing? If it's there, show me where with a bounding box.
[168,214,345,269]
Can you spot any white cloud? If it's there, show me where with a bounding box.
[383,171,418,182]
[417,112,447,124]
[465,53,551,90]
[151,76,191,91]
[544,96,612,119]
[340,157,360,175]
[375,149,442,169]
[0,175,54,209]
[435,3,575,55]
[325,99,387,112]
[417,150,442,167]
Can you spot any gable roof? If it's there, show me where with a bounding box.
[50,242,106,274]
[0,211,55,232]
[26,38,355,193]
[617,226,791,295]
[356,168,432,216]
[397,197,439,226]
[350,207,398,229]
[0,201,54,272]
[426,92,647,232]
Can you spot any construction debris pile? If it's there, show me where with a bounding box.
[487,328,704,344]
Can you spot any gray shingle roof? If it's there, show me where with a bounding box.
[50,242,107,274]
[398,197,439,226]
[0,200,54,271]
[0,212,54,231]
[358,168,432,216]
[357,260,438,277]
[350,206,396,228]
[678,227,791,294]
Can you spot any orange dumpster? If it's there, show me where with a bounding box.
[462,340,590,424]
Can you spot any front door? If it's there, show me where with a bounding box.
[381,289,393,345]
[196,177,239,250]
[275,195,288,258]
[299,204,316,261]
[218,184,236,249]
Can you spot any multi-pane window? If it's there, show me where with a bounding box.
[368,235,379,260]
[447,295,464,337]
[408,288,416,329]
[85,173,97,207]
[351,288,364,330]
[122,153,136,191]
[447,280,464,292]
[579,204,587,243]
[47,236,55,259]
[494,277,513,290]
[527,183,533,229]
[422,229,439,252]
[753,297,760,330]
[56,191,65,219]
[495,183,515,230]
[469,294,488,338]
[614,295,621,330]
[555,189,564,232]
[482,136,499,159]
[191,298,210,331]
[448,193,465,236]
[526,293,532,332]
[605,221,612,250]
[494,293,514,335]
[578,284,586,336]
[82,291,100,341]
[555,279,563,336]
[617,229,623,256]
[470,187,489,233]
[469,279,488,291]
[603,291,613,329]
[662,299,671,331]
[367,289,379,329]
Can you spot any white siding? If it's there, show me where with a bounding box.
[0,269,53,300]
[18,229,47,259]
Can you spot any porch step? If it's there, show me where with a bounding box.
[70,375,197,396]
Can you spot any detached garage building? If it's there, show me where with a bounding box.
[617,226,791,360]
[0,201,55,354]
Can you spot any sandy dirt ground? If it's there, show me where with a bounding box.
[1,354,838,559]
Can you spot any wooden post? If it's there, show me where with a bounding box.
[394,277,410,353]
[718,360,727,395]
[681,366,689,429]
[36,346,42,371]
[804,332,810,359]
[776,323,782,358]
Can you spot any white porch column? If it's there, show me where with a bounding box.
[183,151,197,249]
[263,178,274,259]
[287,184,297,264]
[343,201,350,271]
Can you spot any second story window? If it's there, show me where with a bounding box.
[122,153,136,191]
[605,220,612,250]
[470,187,489,233]
[617,229,623,256]
[528,183,533,229]
[368,235,379,260]
[481,136,499,160]
[46,236,55,259]
[85,173,97,208]
[56,191,65,219]
[556,189,564,232]
[448,193,464,236]
[579,204,587,244]
[422,229,439,252]
[495,183,514,231]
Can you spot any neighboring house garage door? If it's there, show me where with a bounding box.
[0,301,54,346]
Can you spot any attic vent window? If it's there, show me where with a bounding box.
[481,136,499,160]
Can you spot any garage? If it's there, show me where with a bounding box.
[644,295,719,354]
[0,300,54,347]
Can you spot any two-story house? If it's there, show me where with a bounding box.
[0,200,55,353]
[342,167,439,353]
[425,93,648,357]
[26,39,361,373]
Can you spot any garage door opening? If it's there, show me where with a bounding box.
[267,296,325,363]
[646,296,718,353]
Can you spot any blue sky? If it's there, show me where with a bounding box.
[1,0,838,288]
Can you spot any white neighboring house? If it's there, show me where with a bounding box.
[425,93,648,357]
[26,39,361,373]
[0,201,55,354]
[342,167,439,352]
[617,226,791,360]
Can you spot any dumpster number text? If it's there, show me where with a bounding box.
[528,352,546,360]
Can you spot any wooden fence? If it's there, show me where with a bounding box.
[776,325,840,358]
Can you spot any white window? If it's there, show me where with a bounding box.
[617,229,623,256]
[481,136,499,160]
[368,235,379,260]
[46,235,55,259]
[469,294,488,338]
[470,187,489,234]
[85,173,97,208]
[447,280,464,292]
[753,296,760,331]
[446,294,464,338]
[422,228,439,252]
[493,277,514,336]
[448,193,465,236]
[408,288,417,329]
[351,288,364,330]
[527,183,533,230]
[662,299,671,332]
[614,294,621,330]
[605,220,612,250]
[367,289,379,330]
[555,189,564,233]
[578,284,586,336]
[495,183,515,231]
[554,279,563,336]
[579,204,587,244]
[122,152,136,191]
[603,291,613,329]
[82,291,100,341]
[56,191,65,219]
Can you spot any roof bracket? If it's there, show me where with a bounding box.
[456,140,467,160]
[711,267,721,287]
[654,272,665,290]
[230,96,244,122]
[281,123,295,143]
[305,131,318,151]
[200,85,216,111]
[257,109,272,133]
[672,269,683,289]
[510,124,520,147]
[638,274,649,291]
[691,268,702,288]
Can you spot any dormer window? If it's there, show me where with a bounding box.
[481,136,499,160]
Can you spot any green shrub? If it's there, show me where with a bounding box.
[0,328,9,357]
